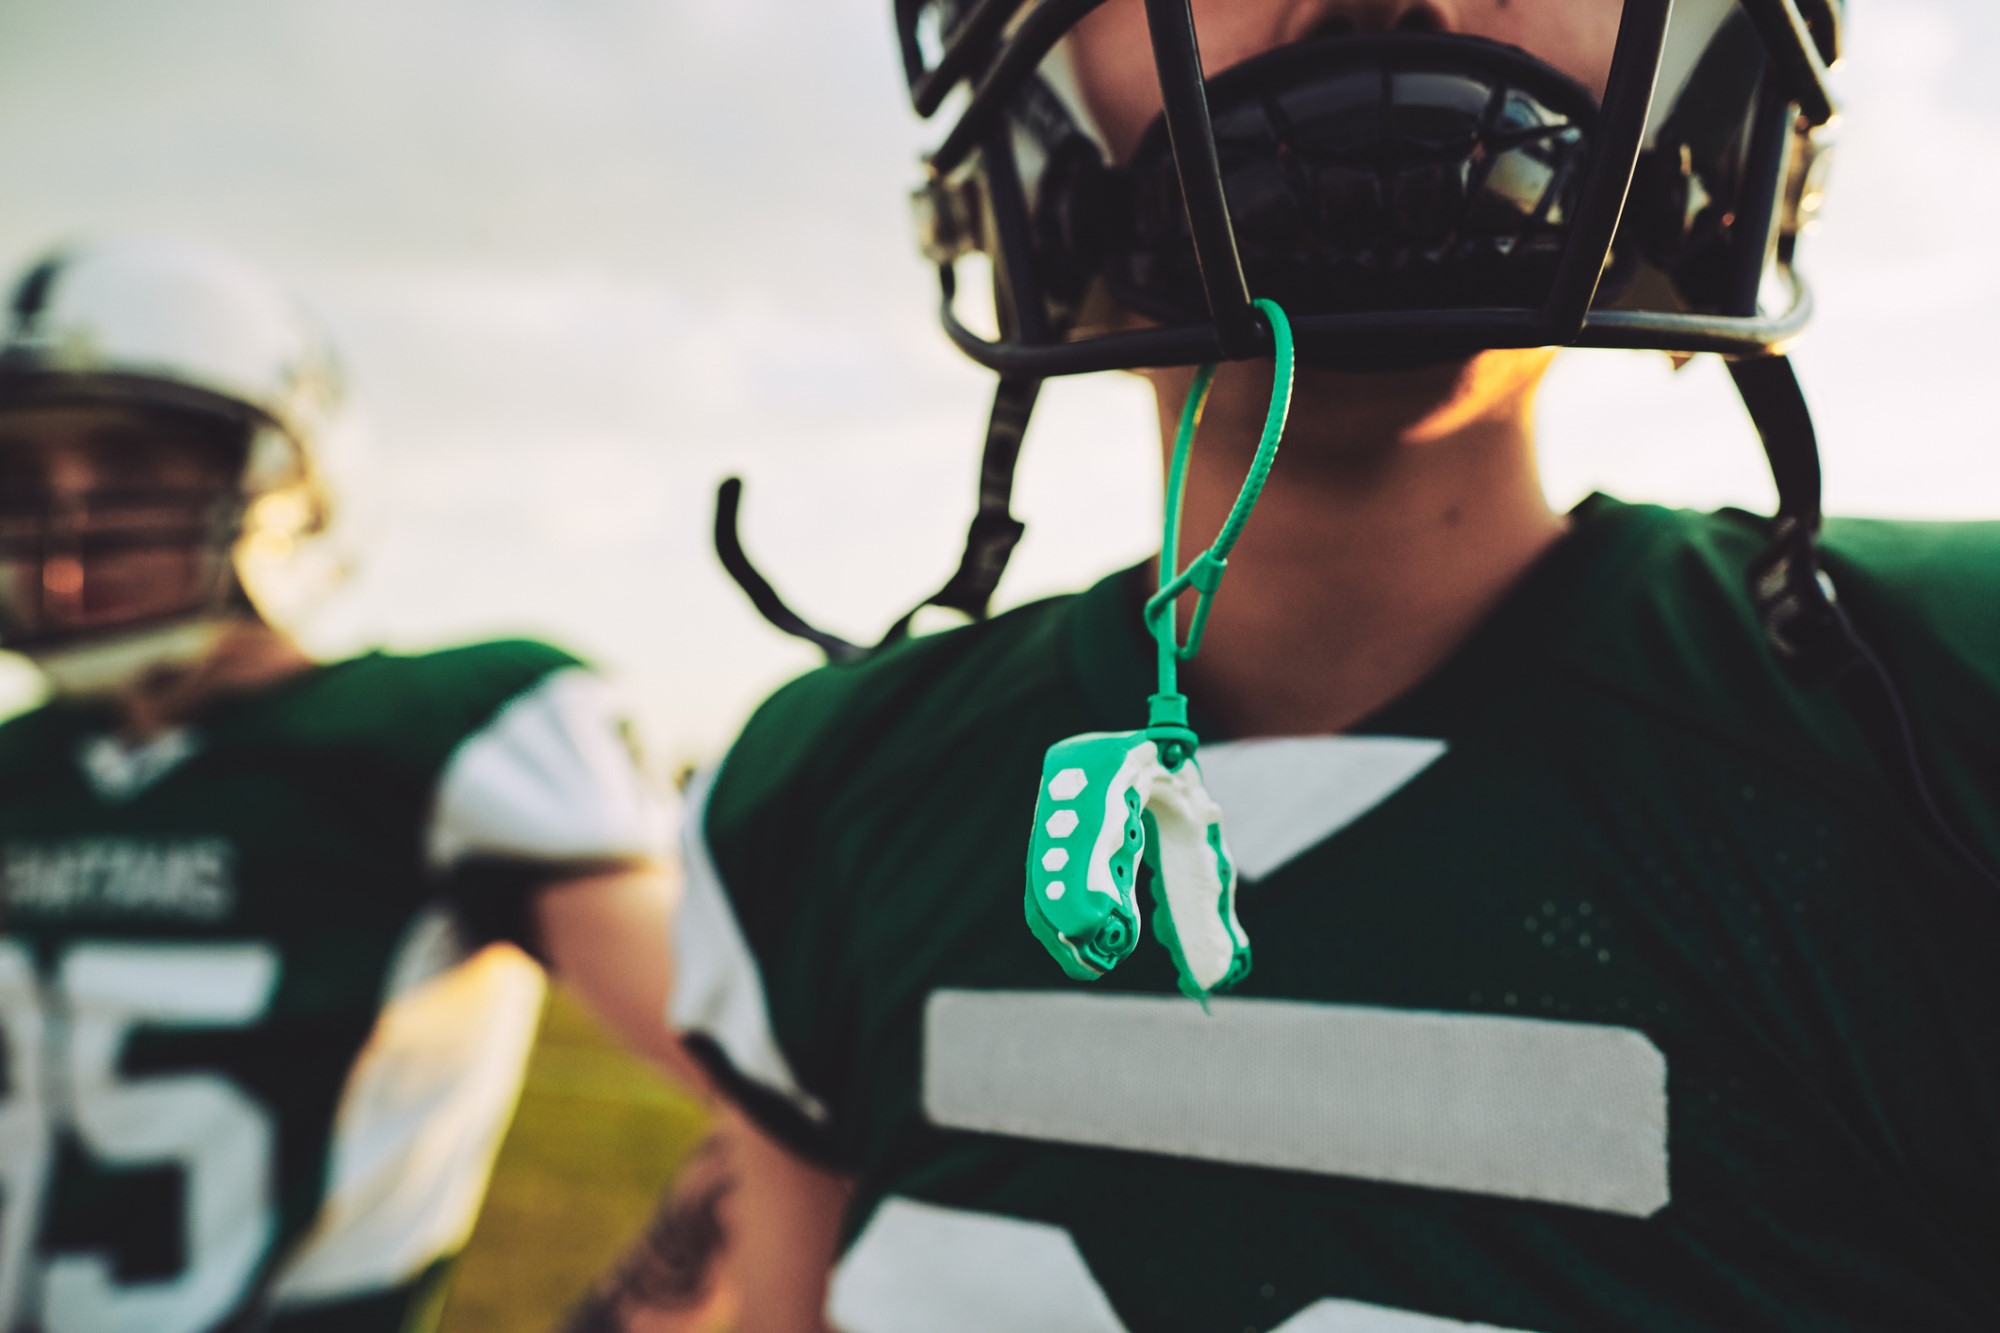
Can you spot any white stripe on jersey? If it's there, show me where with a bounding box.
[263,910,545,1306]
[426,667,670,871]
[924,991,1669,1217]
[829,1197,1544,1333]
[668,767,827,1123]
[1195,735,1447,880]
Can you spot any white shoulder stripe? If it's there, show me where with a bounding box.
[668,767,826,1123]
[924,991,1668,1217]
[267,918,546,1305]
[426,667,669,871]
[829,1198,1544,1333]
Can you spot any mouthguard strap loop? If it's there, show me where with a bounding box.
[1144,298,1296,764]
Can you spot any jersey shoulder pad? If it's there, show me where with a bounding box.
[384,637,586,704]
[262,638,590,773]
[689,594,1083,1153]
[1543,500,1894,782]
[1558,500,1999,806]
[1822,515,2000,688]
[1556,499,1775,686]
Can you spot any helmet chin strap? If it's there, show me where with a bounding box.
[1734,355,2000,891]
[26,616,234,702]
[713,374,1041,661]
[1730,354,1856,682]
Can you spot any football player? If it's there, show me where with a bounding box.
[0,240,702,1333]
[642,1,1998,1331]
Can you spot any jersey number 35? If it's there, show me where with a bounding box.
[0,940,279,1333]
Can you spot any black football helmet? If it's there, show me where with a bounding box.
[723,0,1848,674]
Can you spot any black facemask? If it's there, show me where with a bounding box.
[1050,34,1606,330]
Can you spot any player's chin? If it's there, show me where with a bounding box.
[1096,297,1546,404]
[1246,348,1557,454]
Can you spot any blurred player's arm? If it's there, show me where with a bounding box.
[560,745,858,1332]
[535,864,711,1088]
[558,1103,851,1333]
[430,658,705,1084]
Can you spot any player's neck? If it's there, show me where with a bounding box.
[1153,360,1568,739]
[111,621,316,741]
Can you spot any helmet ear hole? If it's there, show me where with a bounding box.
[240,426,312,517]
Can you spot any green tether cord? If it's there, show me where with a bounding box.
[1144,298,1297,769]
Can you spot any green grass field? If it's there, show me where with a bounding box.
[440,991,713,1332]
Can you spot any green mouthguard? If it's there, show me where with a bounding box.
[1025,298,1296,1002]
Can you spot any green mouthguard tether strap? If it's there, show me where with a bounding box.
[1024,298,1296,1002]
[1146,297,1297,770]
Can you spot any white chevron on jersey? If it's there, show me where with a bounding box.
[1195,736,1446,881]
[75,728,201,803]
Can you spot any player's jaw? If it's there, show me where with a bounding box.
[1148,344,1561,480]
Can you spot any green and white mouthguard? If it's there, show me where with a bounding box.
[1023,299,1295,1003]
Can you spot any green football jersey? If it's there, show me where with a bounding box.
[0,640,667,1333]
[673,496,2000,1333]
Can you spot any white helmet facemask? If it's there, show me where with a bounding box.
[0,240,359,699]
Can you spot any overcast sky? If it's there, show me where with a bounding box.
[1,1,1995,760]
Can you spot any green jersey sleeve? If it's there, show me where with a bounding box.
[670,602,1090,1161]
[358,639,672,954]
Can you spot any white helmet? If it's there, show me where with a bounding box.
[0,240,358,695]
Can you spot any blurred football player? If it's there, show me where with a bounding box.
[613,1,1996,1331]
[0,240,701,1333]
